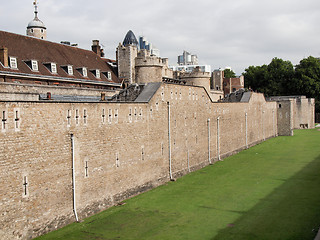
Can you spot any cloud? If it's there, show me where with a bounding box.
[1,0,320,75]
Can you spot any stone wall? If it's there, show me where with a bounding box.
[0,82,117,101]
[0,83,300,240]
[268,96,315,130]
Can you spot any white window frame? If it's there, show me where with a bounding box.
[9,57,17,69]
[51,63,57,74]
[96,69,100,79]
[67,65,73,75]
[31,60,38,71]
[107,72,112,79]
[82,67,88,77]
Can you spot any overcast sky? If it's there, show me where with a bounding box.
[1,0,320,75]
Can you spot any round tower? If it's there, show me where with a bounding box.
[179,67,211,92]
[26,0,47,40]
[135,49,163,84]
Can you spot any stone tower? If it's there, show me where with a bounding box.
[116,30,138,85]
[135,49,164,84]
[179,67,211,93]
[26,0,47,40]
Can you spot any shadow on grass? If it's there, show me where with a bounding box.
[212,154,320,240]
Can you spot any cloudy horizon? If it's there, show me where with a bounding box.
[1,0,319,75]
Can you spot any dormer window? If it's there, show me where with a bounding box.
[61,65,73,75]
[90,69,101,79]
[77,67,88,77]
[9,57,17,69]
[24,60,38,71]
[44,62,57,74]
[103,71,112,80]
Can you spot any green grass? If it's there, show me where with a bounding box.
[36,129,320,240]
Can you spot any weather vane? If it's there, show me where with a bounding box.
[33,0,38,18]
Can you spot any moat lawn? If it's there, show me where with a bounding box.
[36,128,320,240]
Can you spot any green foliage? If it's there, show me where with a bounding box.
[36,129,320,240]
[244,57,295,96]
[224,68,236,78]
[243,56,320,112]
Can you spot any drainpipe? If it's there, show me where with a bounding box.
[208,118,212,164]
[168,102,173,180]
[187,149,190,172]
[217,117,221,161]
[245,113,248,149]
[262,110,265,140]
[272,109,275,137]
[71,134,79,222]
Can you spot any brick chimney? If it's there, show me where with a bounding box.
[0,46,8,67]
[92,40,101,56]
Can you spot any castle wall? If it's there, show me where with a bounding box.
[0,83,287,240]
[0,82,117,101]
[276,100,294,136]
[293,97,315,129]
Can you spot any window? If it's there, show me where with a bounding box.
[76,67,88,77]
[83,67,88,77]
[14,109,20,130]
[103,71,112,79]
[67,65,73,75]
[114,109,118,123]
[31,60,38,71]
[75,109,79,125]
[2,110,7,131]
[67,110,71,126]
[44,63,57,74]
[108,109,112,124]
[83,109,87,124]
[9,57,17,69]
[96,69,100,79]
[51,63,57,74]
[90,69,100,79]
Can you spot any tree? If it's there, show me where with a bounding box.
[243,58,294,97]
[294,56,320,112]
[224,69,236,78]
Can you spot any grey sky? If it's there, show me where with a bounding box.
[1,0,320,75]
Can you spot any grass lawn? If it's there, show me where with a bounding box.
[36,129,320,240]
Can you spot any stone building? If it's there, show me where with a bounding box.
[0,16,316,240]
[223,76,245,96]
[0,31,121,101]
[117,30,173,86]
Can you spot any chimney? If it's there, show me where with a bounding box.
[100,49,105,58]
[0,47,8,67]
[92,40,101,56]
[101,92,106,101]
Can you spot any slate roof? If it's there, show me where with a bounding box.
[122,30,138,47]
[0,30,121,86]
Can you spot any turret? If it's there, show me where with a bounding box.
[26,0,47,40]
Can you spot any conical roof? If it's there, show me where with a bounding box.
[123,30,138,46]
